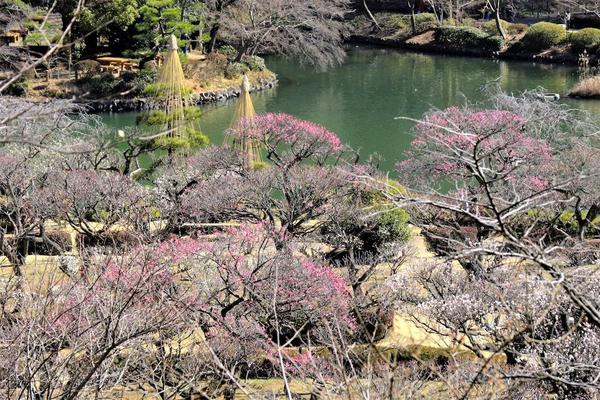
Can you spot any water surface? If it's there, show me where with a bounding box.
[101,47,598,172]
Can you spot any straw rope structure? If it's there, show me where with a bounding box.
[229,75,263,168]
[156,34,195,139]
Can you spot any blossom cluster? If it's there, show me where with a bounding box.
[227,113,343,161]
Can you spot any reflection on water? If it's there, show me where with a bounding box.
[100,47,599,172]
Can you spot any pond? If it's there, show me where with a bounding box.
[100,46,599,172]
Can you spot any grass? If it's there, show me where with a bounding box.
[0,254,65,293]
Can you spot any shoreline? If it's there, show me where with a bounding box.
[346,34,580,66]
[78,74,278,113]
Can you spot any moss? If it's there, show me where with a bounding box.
[412,13,438,32]
[461,17,478,27]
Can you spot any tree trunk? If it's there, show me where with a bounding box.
[208,23,220,53]
[410,2,417,35]
[362,0,381,31]
[233,44,248,63]
[492,1,506,39]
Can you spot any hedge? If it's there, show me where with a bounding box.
[569,28,600,53]
[521,22,566,51]
[435,26,503,51]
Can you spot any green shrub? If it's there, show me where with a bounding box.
[558,210,600,234]
[217,45,238,59]
[224,62,249,79]
[244,55,266,71]
[389,13,438,34]
[74,60,101,78]
[436,26,486,46]
[482,19,511,35]
[24,31,49,45]
[76,72,119,97]
[387,14,409,31]
[435,26,503,51]
[178,52,189,66]
[461,17,478,27]
[320,179,411,264]
[521,22,566,51]
[361,179,408,204]
[442,18,457,26]
[138,106,201,126]
[482,35,504,50]
[375,208,411,244]
[569,28,600,53]
[137,110,168,126]
[153,128,209,151]
[413,13,438,32]
[116,69,155,96]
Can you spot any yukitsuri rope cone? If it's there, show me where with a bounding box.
[156,34,195,140]
[229,75,263,168]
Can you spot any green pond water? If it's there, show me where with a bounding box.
[100,46,600,172]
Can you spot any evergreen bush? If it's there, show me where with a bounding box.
[569,28,600,53]
[521,22,566,51]
[435,26,503,51]
[413,13,438,32]
[225,62,249,79]
[217,45,238,59]
[244,55,266,71]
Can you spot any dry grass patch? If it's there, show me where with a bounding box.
[406,31,435,46]
[569,75,600,98]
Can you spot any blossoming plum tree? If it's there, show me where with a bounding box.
[158,114,359,237]
[41,169,152,249]
[227,113,346,169]
[0,245,199,400]
[154,223,353,397]
[384,101,600,397]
